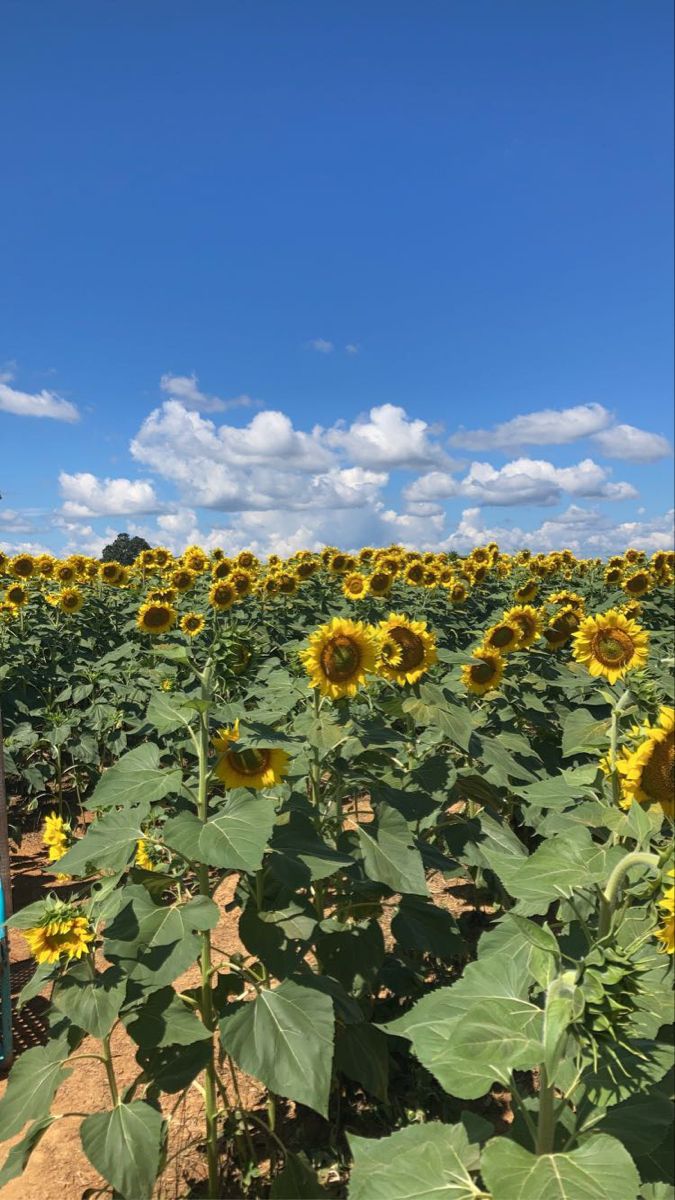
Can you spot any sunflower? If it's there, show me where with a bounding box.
[24,903,94,965]
[54,562,77,585]
[343,572,368,600]
[137,600,177,635]
[237,550,258,571]
[482,620,522,656]
[230,569,254,598]
[171,567,197,593]
[5,583,29,607]
[147,587,177,604]
[549,590,585,612]
[622,570,651,599]
[42,812,71,850]
[295,558,318,580]
[503,604,542,649]
[36,554,56,578]
[59,588,84,615]
[604,566,623,587]
[377,614,438,685]
[137,549,156,569]
[654,873,674,955]
[277,572,299,596]
[209,581,236,610]
[10,554,34,579]
[99,561,124,586]
[448,582,469,604]
[301,616,379,699]
[619,599,643,622]
[572,609,649,684]
[376,635,403,671]
[153,547,173,569]
[403,561,426,586]
[181,611,205,637]
[514,578,539,603]
[542,606,580,650]
[368,571,393,598]
[461,648,505,696]
[213,720,289,790]
[182,547,209,573]
[135,839,156,871]
[212,558,232,580]
[616,707,674,819]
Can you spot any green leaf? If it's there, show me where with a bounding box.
[136,1039,212,1094]
[55,804,150,876]
[103,887,211,990]
[146,690,194,735]
[335,1021,389,1103]
[220,979,334,1116]
[0,1118,54,1189]
[392,896,463,958]
[86,743,182,810]
[562,709,612,758]
[270,813,353,883]
[80,1101,165,1200]
[483,827,612,916]
[123,986,211,1048]
[52,963,127,1038]
[0,1043,71,1138]
[481,1133,640,1200]
[504,915,560,957]
[592,1093,674,1159]
[386,953,543,1099]
[348,1122,481,1200]
[164,791,277,873]
[270,1151,328,1199]
[543,971,583,1078]
[357,804,427,896]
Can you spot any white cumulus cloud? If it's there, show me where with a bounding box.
[450,403,611,451]
[59,472,162,518]
[160,373,256,414]
[592,423,672,463]
[326,403,449,470]
[0,380,79,422]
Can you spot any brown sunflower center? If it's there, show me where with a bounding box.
[471,660,495,684]
[488,625,515,648]
[642,735,675,800]
[226,748,271,776]
[320,635,362,682]
[407,564,425,583]
[626,575,647,594]
[389,626,425,672]
[144,605,171,629]
[62,595,79,610]
[592,628,635,667]
[370,572,391,593]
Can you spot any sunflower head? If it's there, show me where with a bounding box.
[514,577,539,603]
[301,616,379,699]
[503,604,542,648]
[368,570,393,597]
[209,581,237,610]
[377,614,438,685]
[10,554,35,579]
[212,558,232,580]
[59,588,84,615]
[213,721,288,790]
[617,707,674,819]
[542,606,580,650]
[54,563,77,584]
[604,566,624,586]
[483,620,522,655]
[403,561,426,586]
[24,900,94,965]
[343,572,368,600]
[230,569,254,598]
[623,570,651,598]
[137,600,177,635]
[572,609,649,685]
[36,554,56,578]
[448,582,469,604]
[181,611,205,637]
[182,548,209,573]
[236,550,258,571]
[100,561,123,585]
[461,648,505,696]
[5,583,29,607]
[171,567,197,592]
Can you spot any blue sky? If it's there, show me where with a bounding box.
[1,0,673,558]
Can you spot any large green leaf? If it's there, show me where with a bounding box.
[386,952,543,1099]
[80,1101,165,1200]
[145,690,194,735]
[0,1118,54,1188]
[0,1043,71,1138]
[335,1021,389,1103]
[123,985,211,1048]
[104,886,216,990]
[270,1151,328,1198]
[483,827,613,916]
[270,813,353,883]
[52,963,127,1038]
[86,743,182,810]
[481,1133,640,1200]
[55,804,150,876]
[392,895,463,958]
[348,1122,481,1200]
[357,804,427,896]
[219,979,334,1116]
[164,791,277,872]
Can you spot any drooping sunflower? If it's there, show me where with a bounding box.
[604,565,623,587]
[213,720,289,790]
[616,707,674,819]
[622,570,651,599]
[181,612,205,637]
[137,600,177,635]
[461,648,505,696]
[654,872,674,955]
[209,580,237,610]
[135,839,156,871]
[59,588,84,615]
[542,606,580,650]
[503,604,542,649]
[343,572,368,600]
[482,620,522,656]
[376,614,438,685]
[301,616,379,699]
[572,609,649,684]
[24,903,95,965]
[5,583,29,607]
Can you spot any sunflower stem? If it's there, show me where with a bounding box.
[608,687,631,805]
[598,850,661,939]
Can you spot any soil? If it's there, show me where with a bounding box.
[1,820,504,1200]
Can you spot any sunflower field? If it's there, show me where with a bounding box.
[0,542,673,1200]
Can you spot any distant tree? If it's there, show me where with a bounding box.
[101,532,152,565]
